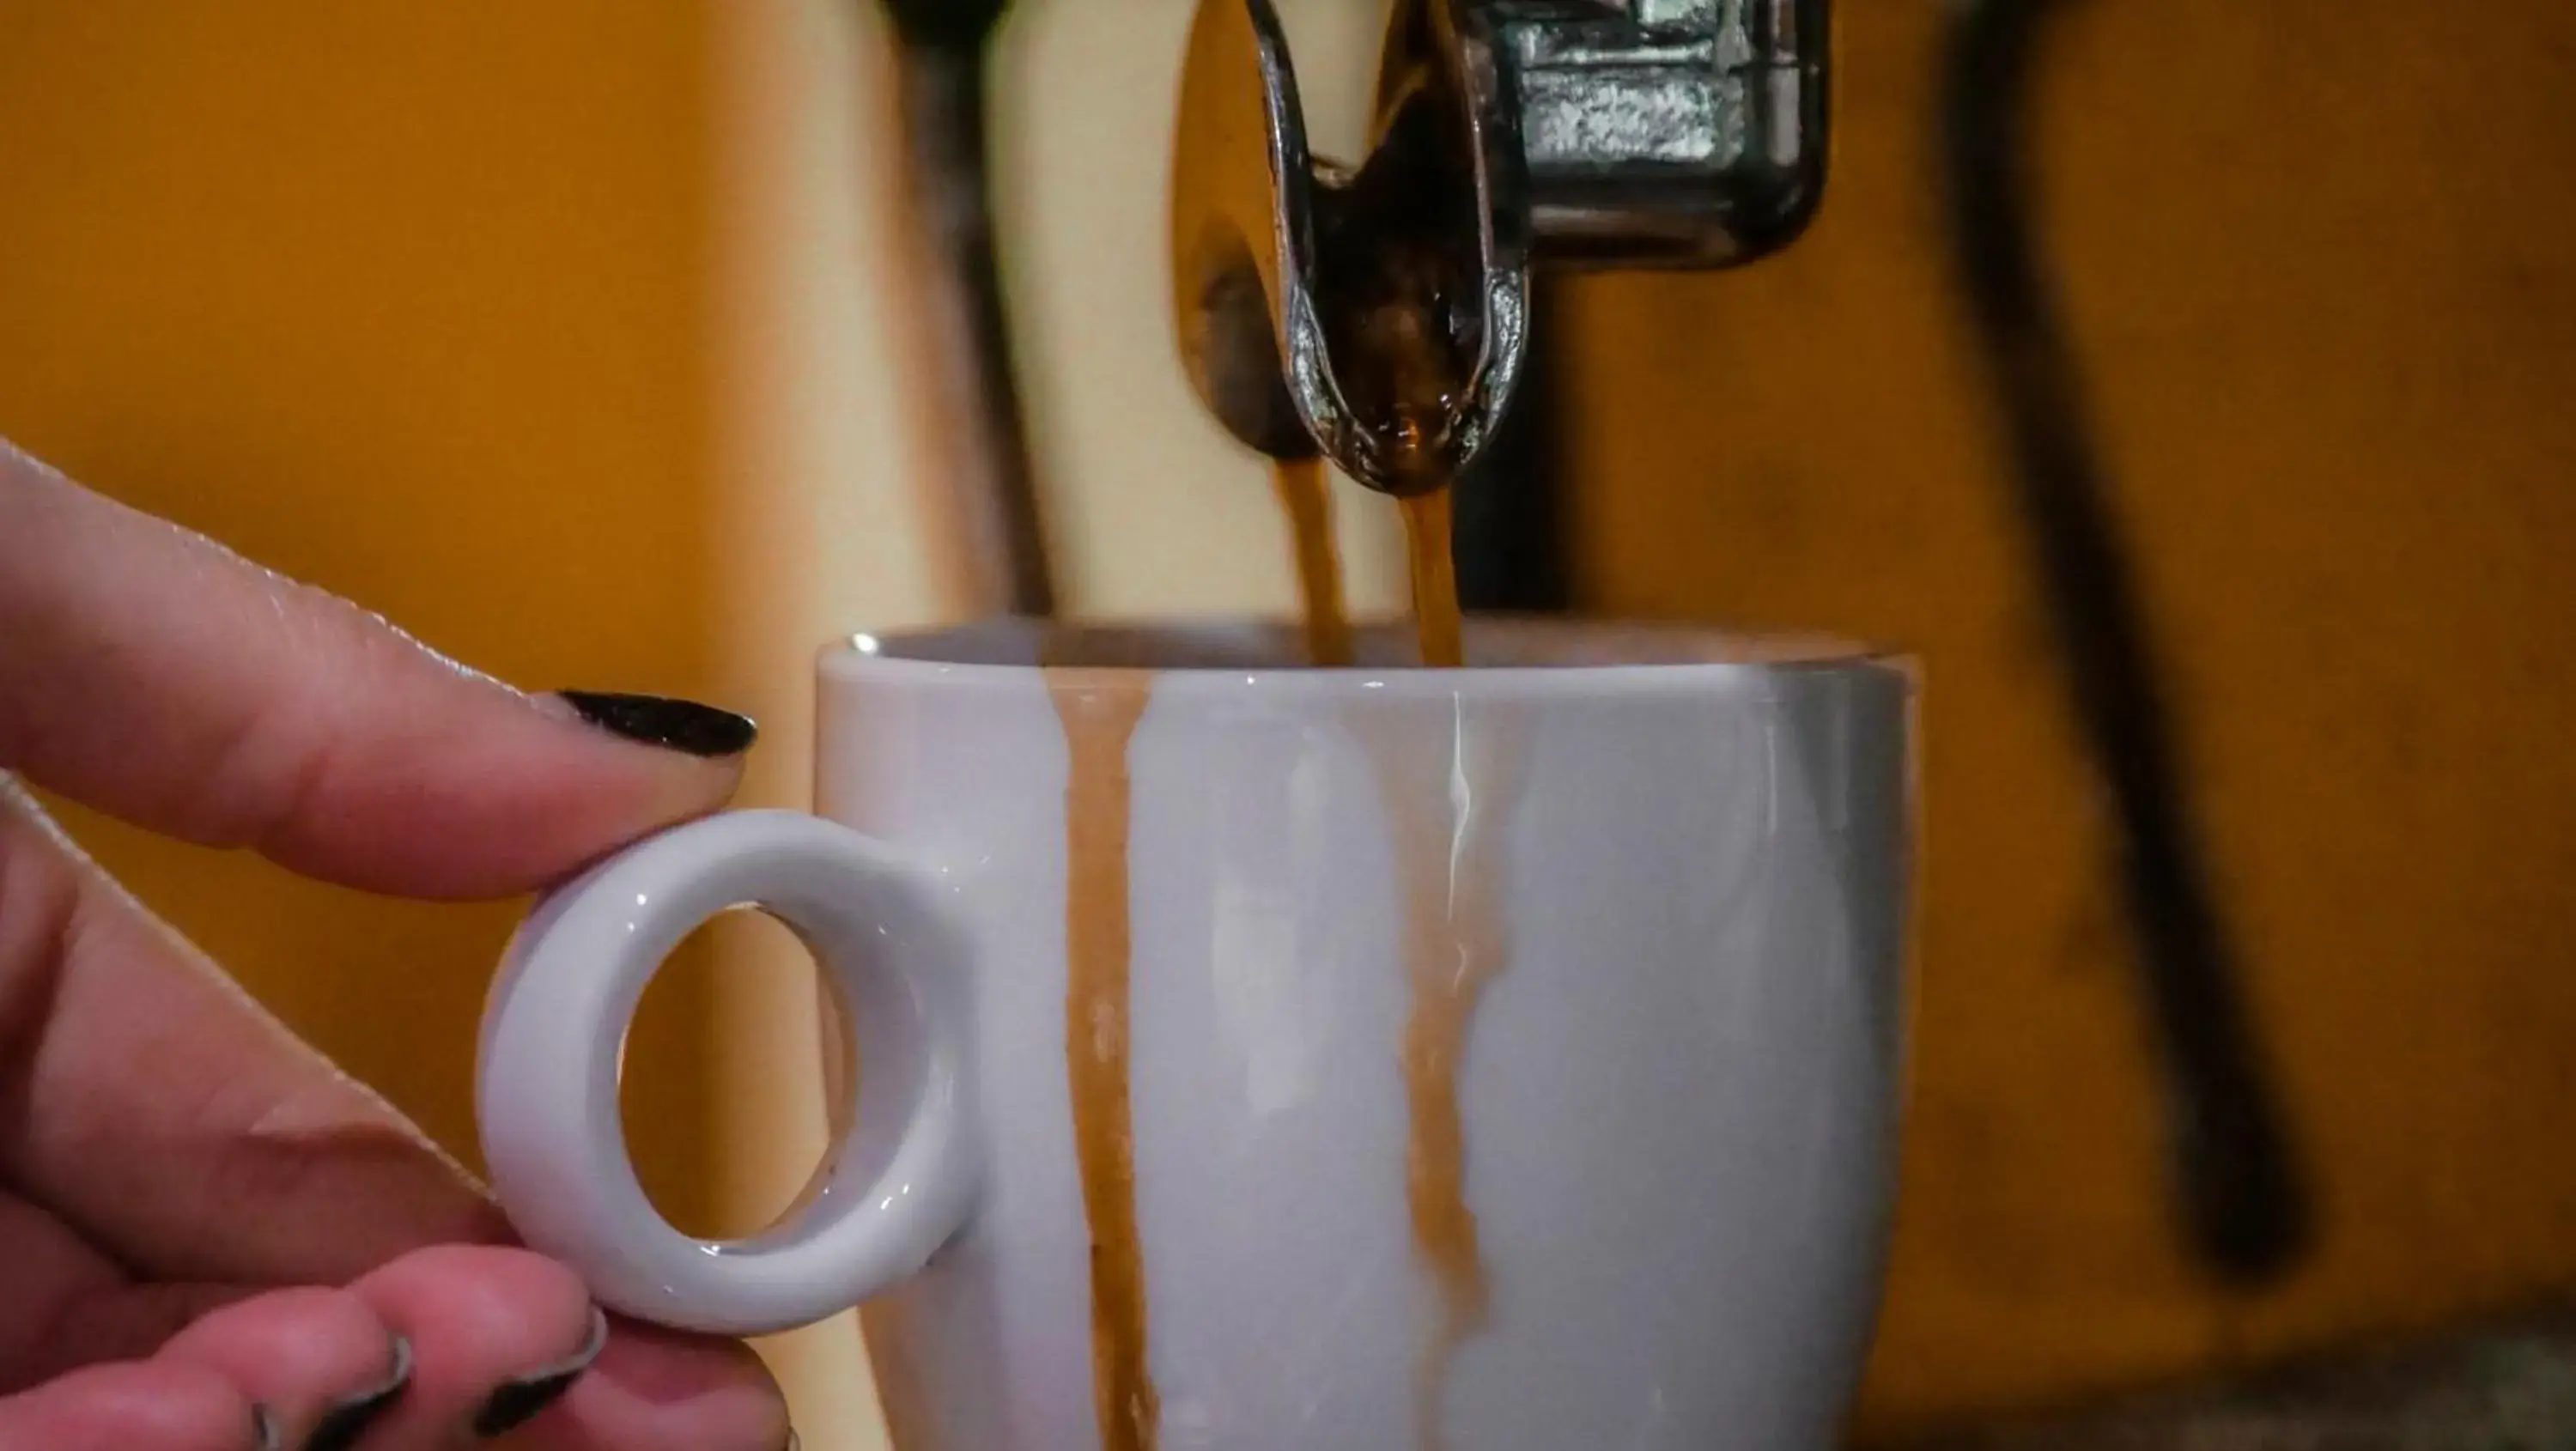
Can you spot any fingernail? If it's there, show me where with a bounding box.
[306,1336,410,1451]
[252,1402,282,1451]
[553,691,756,757]
[471,1305,608,1440]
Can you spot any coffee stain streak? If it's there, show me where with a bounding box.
[1356,694,1532,1449]
[1051,669,1161,1451]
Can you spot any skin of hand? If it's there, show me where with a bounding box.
[0,439,794,1451]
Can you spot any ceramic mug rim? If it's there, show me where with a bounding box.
[828,614,1911,700]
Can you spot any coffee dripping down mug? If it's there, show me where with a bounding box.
[476,617,1915,1451]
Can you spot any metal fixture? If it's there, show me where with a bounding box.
[1169,0,1831,495]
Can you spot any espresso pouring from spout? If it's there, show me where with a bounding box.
[1168,0,1832,497]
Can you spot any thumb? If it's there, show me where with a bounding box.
[0,440,755,900]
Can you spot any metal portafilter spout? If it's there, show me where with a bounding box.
[1168,0,1832,495]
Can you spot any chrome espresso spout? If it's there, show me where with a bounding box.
[1170,0,1832,496]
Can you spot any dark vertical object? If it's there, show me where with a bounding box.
[881,0,1057,618]
[1941,0,2312,1283]
[1454,285,1573,613]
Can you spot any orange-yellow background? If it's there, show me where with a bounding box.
[3,2,2573,1448]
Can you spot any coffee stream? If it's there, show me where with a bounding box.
[1399,489,1465,670]
[1274,455,1358,668]
[1044,456,1485,1451]
[1268,456,1467,672]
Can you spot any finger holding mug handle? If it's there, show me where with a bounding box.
[477,810,979,1337]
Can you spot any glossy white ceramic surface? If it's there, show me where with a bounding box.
[477,618,1915,1451]
[480,810,981,1334]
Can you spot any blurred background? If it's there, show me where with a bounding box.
[3,1,2573,1447]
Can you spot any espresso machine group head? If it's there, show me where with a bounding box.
[1168,0,1831,496]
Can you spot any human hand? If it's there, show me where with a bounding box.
[0,441,790,1451]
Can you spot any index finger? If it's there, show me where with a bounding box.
[0,442,751,899]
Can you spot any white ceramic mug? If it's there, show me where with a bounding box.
[477,617,1915,1451]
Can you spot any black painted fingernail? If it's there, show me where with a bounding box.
[252,1401,283,1451]
[471,1305,607,1440]
[556,691,756,757]
[306,1336,410,1451]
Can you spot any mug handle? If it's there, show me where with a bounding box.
[477,810,979,1338]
